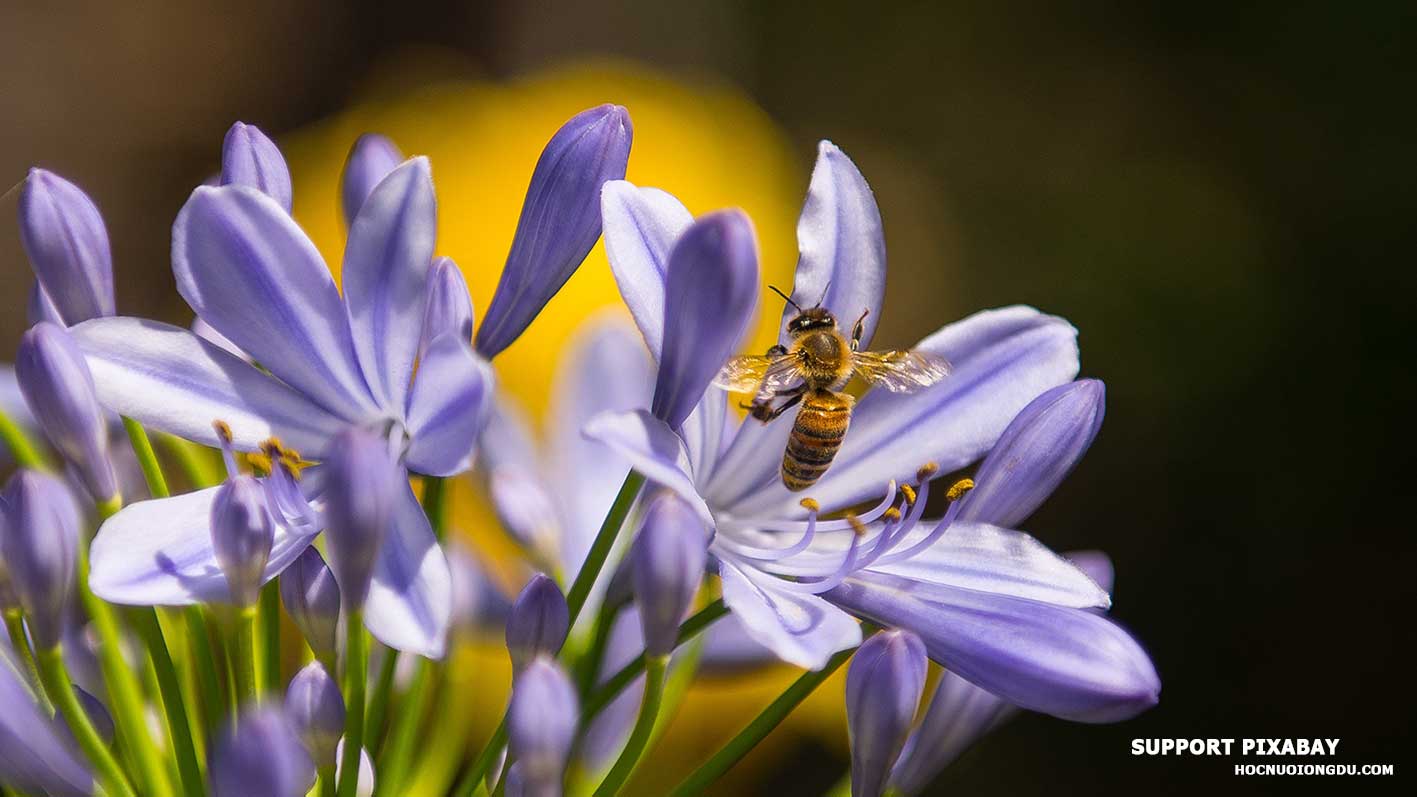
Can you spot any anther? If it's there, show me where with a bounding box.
[213,420,233,444]
[946,478,975,502]
[846,513,868,537]
[899,484,917,506]
[799,497,821,513]
[882,507,903,522]
[916,462,939,482]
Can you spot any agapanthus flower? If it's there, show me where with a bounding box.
[585,142,1159,722]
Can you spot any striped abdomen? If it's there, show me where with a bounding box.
[782,389,854,491]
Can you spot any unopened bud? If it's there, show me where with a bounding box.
[0,471,80,648]
[321,427,401,610]
[847,630,928,797]
[284,661,344,768]
[631,491,708,657]
[505,573,568,671]
[280,546,341,664]
[210,476,275,607]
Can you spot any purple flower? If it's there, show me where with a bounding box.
[1,646,91,795]
[846,630,927,797]
[507,657,578,797]
[70,135,495,656]
[0,471,80,649]
[209,707,314,797]
[422,256,476,357]
[285,661,345,768]
[631,491,709,657]
[16,322,120,504]
[280,546,341,665]
[475,105,633,358]
[585,143,1158,724]
[221,122,293,213]
[18,168,115,326]
[210,475,276,607]
[321,427,401,610]
[505,573,570,671]
[342,133,404,225]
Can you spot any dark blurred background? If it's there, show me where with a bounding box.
[3,1,1413,794]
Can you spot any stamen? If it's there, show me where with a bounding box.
[846,513,867,537]
[212,420,239,478]
[916,462,939,482]
[946,477,974,502]
[899,484,917,506]
[715,500,821,562]
[720,481,898,536]
[799,497,820,513]
[882,507,902,522]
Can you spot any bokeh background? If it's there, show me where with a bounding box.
[2,1,1413,794]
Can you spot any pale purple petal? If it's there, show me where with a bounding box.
[862,522,1110,609]
[680,386,729,483]
[889,672,1014,795]
[652,211,760,429]
[27,280,64,327]
[362,481,451,657]
[736,306,1080,516]
[0,366,36,432]
[420,256,475,358]
[1066,550,1115,594]
[88,485,319,606]
[782,141,886,349]
[71,317,348,455]
[172,184,378,419]
[221,122,293,213]
[18,168,115,324]
[342,157,437,412]
[341,133,403,226]
[404,333,493,477]
[827,572,1160,722]
[581,609,643,770]
[959,379,1105,528]
[581,409,713,526]
[192,317,251,362]
[719,560,861,670]
[600,180,694,360]
[699,610,778,673]
[700,406,795,509]
[476,105,633,358]
[1,648,92,795]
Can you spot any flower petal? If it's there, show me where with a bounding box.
[27,280,64,326]
[782,142,886,349]
[172,184,378,419]
[342,158,437,412]
[404,333,494,477]
[864,522,1110,609]
[18,168,115,324]
[701,406,795,509]
[720,560,861,670]
[580,409,712,527]
[1,648,92,795]
[600,180,694,361]
[827,572,1160,722]
[958,379,1105,528]
[1066,550,1115,594]
[889,672,1014,796]
[362,480,451,657]
[221,122,293,213]
[476,105,633,358]
[420,256,475,358]
[736,306,1080,516]
[71,317,348,454]
[88,486,319,605]
[341,133,403,226]
[652,211,760,429]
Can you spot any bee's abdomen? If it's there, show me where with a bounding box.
[782,390,853,491]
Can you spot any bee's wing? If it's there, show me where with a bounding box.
[852,350,952,393]
[713,354,805,397]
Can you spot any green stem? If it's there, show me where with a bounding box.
[77,539,172,797]
[374,657,435,796]
[186,606,225,738]
[668,639,868,797]
[452,718,507,797]
[0,408,48,469]
[364,647,398,754]
[581,599,729,727]
[129,607,207,797]
[158,433,222,488]
[318,766,338,797]
[338,611,368,797]
[36,645,136,797]
[593,655,668,797]
[564,472,644,626]
[121,417,170,497]
[574,597,624,698]
[422,476,448,541]
[258,582,280,694]
[232,606,258,710]
[3,610,50,713]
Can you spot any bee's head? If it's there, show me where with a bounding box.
[786,306,836,336]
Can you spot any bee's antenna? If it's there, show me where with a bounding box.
[768,285,801,311]
[815,280,833,308]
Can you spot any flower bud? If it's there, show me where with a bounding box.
[210,707,314,797]
[631,492,708,657]
[18,168,115,325]
[284,661,344,768]
[846,630,928,797]
[55,684,115,747]
[210,475,275,607]
[421,256,475,356]
[507,658,577,796]
[16,322,119,504]
[476,105,633,358]
[0,471,80,649]
[221,122,293,212]
[505,573,569,672]
[279,546,341,664]
[321,427,401,610]
[341,133,403,226]
[27,281,63,326]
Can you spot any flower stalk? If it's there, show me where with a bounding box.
[36,644,136,797]
[338,610,369,797]
[592,654,668,797]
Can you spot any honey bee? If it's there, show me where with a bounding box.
[714,287,951,491]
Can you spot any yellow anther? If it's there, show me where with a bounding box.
[946,478,975,502]
[212,420,233,444]
[245,452,272,477]
[259,437,286,459]
[899,484,918,506]
[846,513,868,537]
[799,497,821,513]
[883,507,903,522]
[916,462,939,482]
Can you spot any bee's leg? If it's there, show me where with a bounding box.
[755,391,805,423]
[851,309,871,351]
[765,343,788,357]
